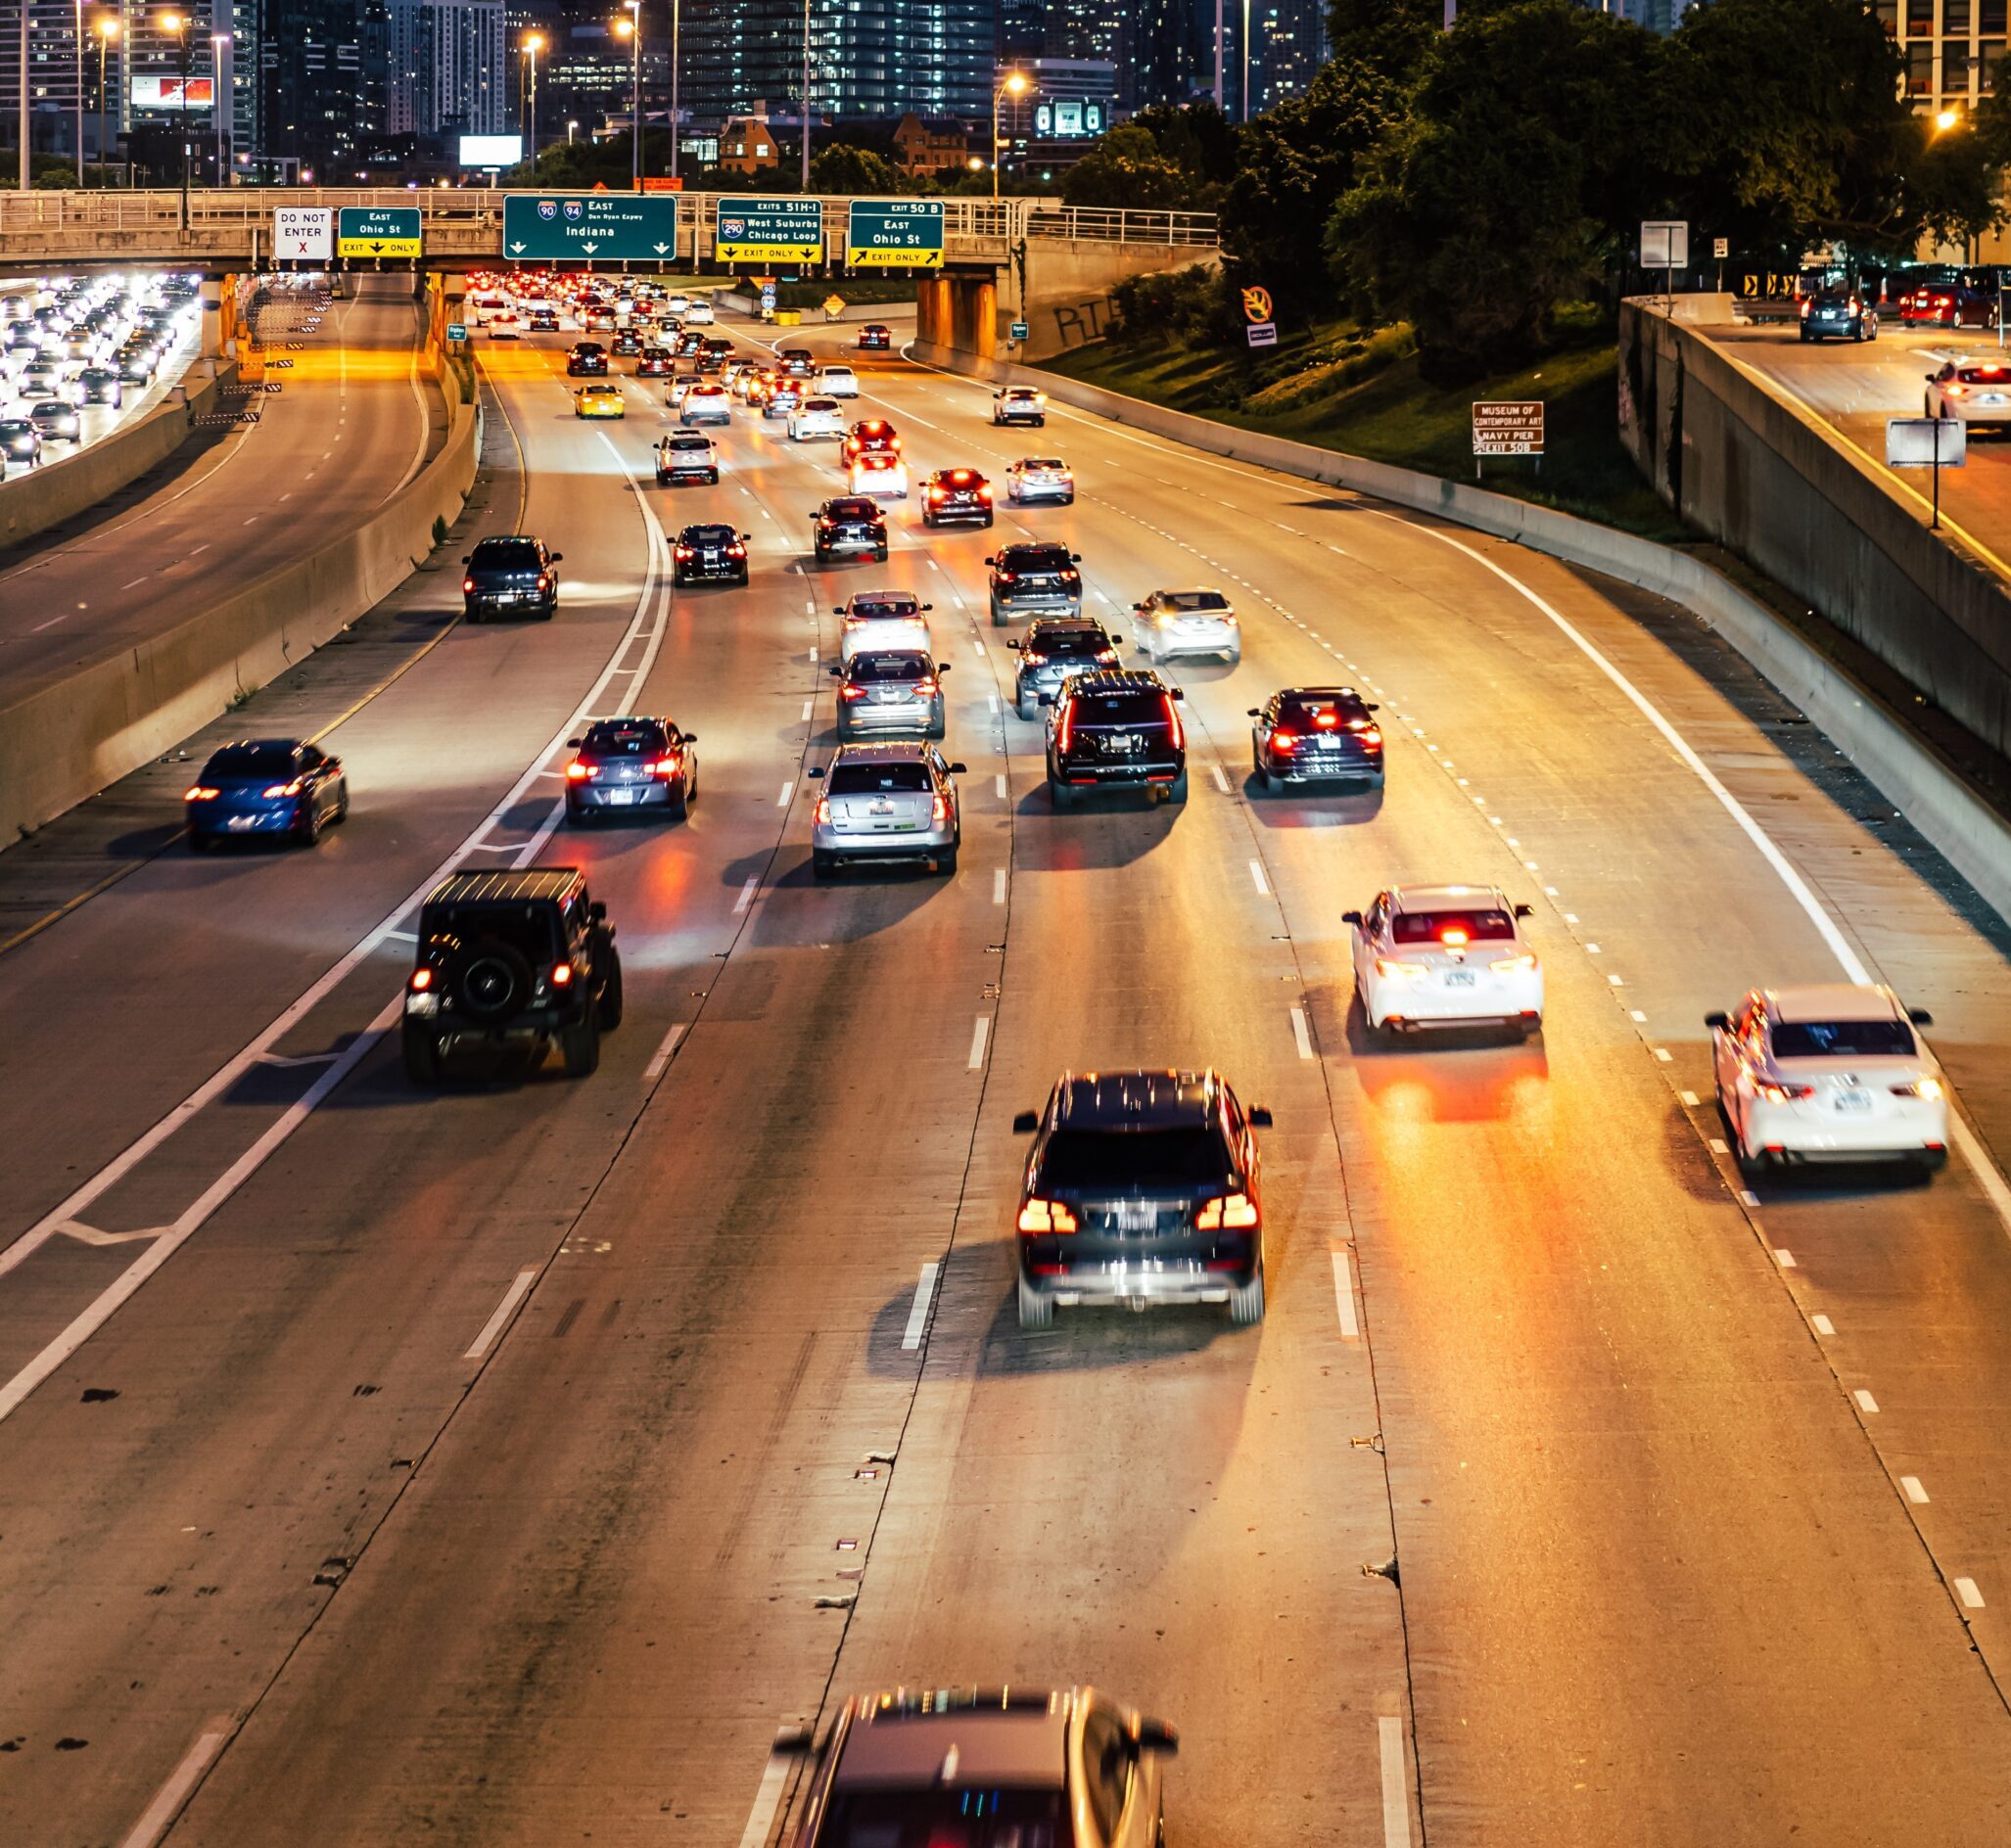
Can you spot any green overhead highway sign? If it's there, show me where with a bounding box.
[714,198,823,264]
[336,207,422,258]
[846,199,944,269]
[501,193,679,263]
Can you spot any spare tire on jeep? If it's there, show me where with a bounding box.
[451,937,533,1022]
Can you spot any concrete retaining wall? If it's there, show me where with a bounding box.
[1617,298,2011,764]
[0,359,235,551]
[911,339,2011,929]
[0,366,478,848]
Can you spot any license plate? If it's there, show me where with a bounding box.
[608,788,634,806]
[1444,970,1476,989]
[1835,1090,1872,1112]
[1110,1202,1157,1230]
[870,800,895,814]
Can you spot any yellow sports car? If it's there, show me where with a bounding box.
[574,384,625,419]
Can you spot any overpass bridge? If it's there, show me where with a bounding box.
[0,189,1220,359]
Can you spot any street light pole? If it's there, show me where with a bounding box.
[669,0,678,180]
[799,0,810,191]
[991,70,1025,202]
[73,0,83,183]
[161,10,191,231]
[18,0,28,191]
[98,19,117,186]
[522,33,542,167]
[210,31,226,183]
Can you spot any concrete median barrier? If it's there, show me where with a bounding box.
[911,338,2011,930]
[0,359,235,551]
[0,363,477,850]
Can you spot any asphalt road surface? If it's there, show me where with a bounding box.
[1,307,2010,1847]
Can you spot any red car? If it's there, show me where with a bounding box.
[1897,283,1997,329]
[857,323,891,350]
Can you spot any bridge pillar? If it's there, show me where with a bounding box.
[201,276,229,358]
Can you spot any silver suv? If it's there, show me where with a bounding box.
[987,541,1083,626]
[807,742,964,878]
[831,649,949,740]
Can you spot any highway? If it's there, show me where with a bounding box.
[1,303,2010,1847]
[0,273,438,695]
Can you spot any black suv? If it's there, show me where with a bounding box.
[1045,669,1187,808]
[1011,1069,1272,1327]
[1249,685,1383,791]
[610,329,643,356]
[402,867,623,1082]
[921,467,993,528]
[673,523,750,585]
[462,535,561,622]
[813,495,889,564]
[986,540,1082,626]
[1012,617,1117,718]
[565,341,608,376]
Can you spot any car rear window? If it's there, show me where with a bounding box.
[818,1789,1065,1846]
[802,397,838,411]
[682,525,735,543]
[1771,1019,1916,1058]
[849,652,932,682]
[1956,368,2010,385]
[1005,546,1072,572]
[1035,627,1109,658]
[827,499,877,520]
[1021,458,1065,470]
[1071,690,1168,725]
[1278,694,1369,726]
[829,762,932,794]
[207,743,299,776]
[582,721,667,756]
[471,540,541,569]
[1040,1126,1235,1188]
[425,903,559,964]
[669,435,711,451]
[1392,908,1515,945]
[1160,590,1230,613]
[850,598,921,620]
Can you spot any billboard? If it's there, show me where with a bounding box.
[132,74,214,109]
[458,134,523,168]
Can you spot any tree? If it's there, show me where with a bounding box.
[810,143,898,194]
[1129,102,1239,187]
[1222,57,1394,316]
[1328,0,1669,377]
[1062,124,1197,209]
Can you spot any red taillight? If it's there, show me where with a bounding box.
[913,679,938,698]
[1946,383,1968,396]
[536,574,550,590]
[1194,1191,1259,1230]
[550,962,573,987]
[676,545,694,558]
[727,543,745,557]
[409,967,434,992]
[1313,712,1339,728]
[1056,701,1075,755]
[1017,1198,1078,1234]
[931,792,949,824]
[262,780,304,799]
[1361,728,1381,748]
[1094,648,1117,663]
[839,683,867,702]
[1758,1082,1814,1102]
[928,485,945,501]
[183,785,219,801]
[650,755,679,779]
[566,761,595,780]
[996,571,1017,583]
[1162,695,1184,751]
[977,485,993,499]
[1270,729,1298,752]
[813,794,830,823]
[462,577,476,593]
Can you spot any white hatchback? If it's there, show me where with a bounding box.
[816,365,860,397]
[836,590,934,664]
[1708,983,1946,1175]
[682,300,716,325]
[789,395,846,440]
[1925,356,2011,428]
[1345,885,1543,1039]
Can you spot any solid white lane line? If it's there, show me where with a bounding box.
[1379,1715,1411,1848]
[1332,1250,1360,1340]
[778,779,795,808]
[968,1016,990,1070]
[1957,1577,1987,1609]
[993,868,1006,905]
[902,1261,941,1351]
[117,1718,234,1848]
[1854,1389,1880,1413]
[643,1022,686,1082]
[1248,858,1269,897]
[802,699,814,721]
[1812,1314,1836,1335]
[735,876,759,914]
[1289,1006,1314,1060]
[735,1752,793,1848]
[1902,1475,1931,1503]
[463,1267,539,1362]
[1211,763,1231,794]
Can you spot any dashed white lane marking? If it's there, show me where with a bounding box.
[734,876,759,914]
[241,515,257,526]
[1248,858,1269,897]
[902,1261,941,1351]
[1289,1006,1314,1061]
[119,575,149,589]
[1653,1048,1672,1063]
[1902,1475,1931,1504]
[967,1015,990,1070]
[1332,1250,1360,1341]
[993,868,1006,905]
[117,1717,234,1848]
[778,779,794,808]
[1957,1577,1987,1609]
[1629,1009,1648,1023]
[643,1022,686,1082]
[1812,1314,1836,1336]
[1708,1137,1729,1155]
[1211,763,1231,794]
[735,1750,793,1848]
[1378,1714,1411,1848]
[809,646,818,663]
[987,692,999,715]
[968,636,986,658]
[1739,1189,1760,1207]
[1679,1090,1700,1108]
[1854,1389,1880,1413]
[1774,1249,1797,1269]
[801,699,814,721]
[464,1267,539,1362]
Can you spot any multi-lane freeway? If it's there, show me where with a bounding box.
[3,297,2011,1847]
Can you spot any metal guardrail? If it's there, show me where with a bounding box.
[0,189,1219,256]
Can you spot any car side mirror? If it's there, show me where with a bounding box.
[948,762,967,774]
[548,552,563,563]
[1926,372,1939,382]
[937,662,953,673]
[1514,902,1533,918]
[1247,1106,1273,1129]
[1171,687,1185,701]
[1341,909,1364,926]
[1132,601,1146,612]
[567,737,582,748]
[1038,692,1054,707]
[807,764,826,779]
[1245,708,1260,718]
[1909,1006,1935,1027]
[460,553,471,563]
[772,1724,814,1756]
[1011,1110,1039,1134]
[1704,1010,1730,1031]
[681,733,696,744]
[587,900,608,922]
[833,605,845,616]
[1366,702,1380,712]
[1070,553,1081,563]
[828,664,842,677]
[1136,1717,1179,1756]
[922,603,934,612]
[982,555,994,566]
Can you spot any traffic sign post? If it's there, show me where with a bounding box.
[1888,416,1965,529]
[1009,320,1030,343]
[1245,322,1278,347]
[502,193,679,265]
[1473,400,1544,480]
[336,207,422,260]
[845,200,945,269]
[1240,285,1277,347]
[714,198,823,264]
[273,207,332,263]
[1640,219,1689,310]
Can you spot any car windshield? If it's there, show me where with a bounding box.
[581,721,667,757]
[1032,627,1107,658]
[206,743,299,777]
[1278,694,1369,726]
[1772,1019,1916,1058]
[850,598,920,620]
[1041,1126,1234,1188]
[1071,690,1168,726]
[826,499,877,520]
[1159,590,1230,613]
[849,652,932,682]
[818,1789,1065,1847]
[1392,909,1515,946]
[829,762,932,794]
[471,540,541,570]
[1005,547,1072,572]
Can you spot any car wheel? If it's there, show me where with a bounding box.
[1259,760,1283,793]
[1867,320,1879,343]
[813,850,838,880]
[668,778,689,821]
[597,948,625,1029]
[991,602,1008,627]
[1229,1269,1266,1325]
[1016,1275,1054,1329]
[937,844,958,875]
[709,470,720,484]
[401,1024,444,1086]
[1017,692,1038,720]
[297,803,324,847]
[981,513,994,528]
[922,512,935,528]
[875,546,889,562]
[559,1012,601,1078]
[1167,769,1189,804]
[1049,779,1073,810]
[335,790,351,823]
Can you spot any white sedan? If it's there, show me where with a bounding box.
[681,300,716,325]
[1006,457,1075,504]
[788,395,846,440]
[1345,885,1543,1039]
[1924,356,2011,429]
[992,386,1047,426]
[1708,983,1946,1176]
[1131,588,1239,666]
[816,365,860,397]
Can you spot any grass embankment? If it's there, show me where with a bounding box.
[1040,305,1682,540]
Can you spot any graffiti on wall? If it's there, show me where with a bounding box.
[1052,298,1117,347]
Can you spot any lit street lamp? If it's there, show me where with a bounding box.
[613,1,640,190]
[991,69,1027,202]
[668,0,678,179]
[567,118,579,145]
[210,31,227,183]
[96,17,119,187]
[160,10,191,231]
[522,31,544,165]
